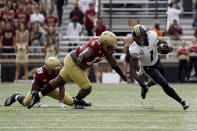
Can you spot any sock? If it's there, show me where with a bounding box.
[15,95,20,101]
[16,96,25,105]
[41,84,55,96]
[38,92,43,98]
[163,85,182,103]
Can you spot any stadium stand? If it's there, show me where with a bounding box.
[0,0,197,82]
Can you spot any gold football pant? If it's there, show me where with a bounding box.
[60,54,91,89]
[23,88,73,106]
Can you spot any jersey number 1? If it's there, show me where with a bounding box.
[150,50,153,62]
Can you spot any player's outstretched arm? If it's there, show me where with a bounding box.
[105,55,127,82]
[58,85,65,108]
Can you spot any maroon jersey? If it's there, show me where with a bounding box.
[189,46,197,53]
[85,9,96,27]
[75,38,113,67]
[45,16,58,27]
[1,29,15,46]
[34,65,57,88]
[95,24,106,36]
[15,11,30,25]
[0,10,13,22]
[177,48,187,56]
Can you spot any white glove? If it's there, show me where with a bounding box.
[38,103,49,108]
[59,102,65,108]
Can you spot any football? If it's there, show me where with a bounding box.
[157,43,172,54]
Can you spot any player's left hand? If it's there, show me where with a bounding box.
[38,103,49,108]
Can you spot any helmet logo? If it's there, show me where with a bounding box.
[135,25,140,36]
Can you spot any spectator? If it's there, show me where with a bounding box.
[151,20,163,37]
[7,0,14,12]
[44,9,58,33]
[38,2,47,17]
[51,0,56,10]
[85,2,96,36]
[193,4,197,37]
[166,2,183,30]
[24,0,34,14]
[78,0,93,14]
[69,2,84,25]
[187,37,197,80]
[30,6,44,24]
[13,19,19,30]
[167,19,183,40]
[56,0,67,27]
[44,37,57,59]
[0,4,14,24]
[45,26,58,44]
[66,15,82,52]
[92,17,106,36]
[12,0,18,12]
[14,3,30,26]
[29,23,42,56]
[0,0,6,10]
[176,40,188,82]
[0,22,15,59]
[15,23,29,81]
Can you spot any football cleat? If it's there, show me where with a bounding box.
[73,98,85,109]
[27,91,40,109]
[181,101,189,110]
[80,99,92,106]
[141,86,148,99]
[4,93,19,106]
[73,97,92,106]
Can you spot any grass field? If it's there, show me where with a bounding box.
[0,83,197,131]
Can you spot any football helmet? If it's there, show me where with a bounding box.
[45,57,61,70]
[99,31,118,51]
[132,24,147,46]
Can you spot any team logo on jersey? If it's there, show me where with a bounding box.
[139,50,144,55]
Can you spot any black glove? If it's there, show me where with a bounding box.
[112,65,127,82]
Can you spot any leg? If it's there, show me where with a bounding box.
[178,60,182,81]
[27,75,65,109]
[51,0,56,10]
[194,57,197,78]
[47,88,73,105]
[187,57,193,79]
[15,63,20,81]
[144,67,182,103]
[23,63,28,80]
[22,92,32,106]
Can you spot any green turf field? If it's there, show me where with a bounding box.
[0,83,197,131]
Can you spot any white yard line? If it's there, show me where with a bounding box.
[0,113,195,116]
[0,126,196,130]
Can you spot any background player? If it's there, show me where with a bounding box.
[27,31,127,109]
[129,24,189,110]
[4,57,83,108]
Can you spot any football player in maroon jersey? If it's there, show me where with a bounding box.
[4,57,81,108]
[28,31,127,109]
